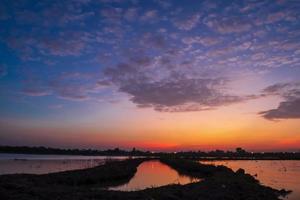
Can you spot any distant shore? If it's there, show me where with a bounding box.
[1,145,300,160]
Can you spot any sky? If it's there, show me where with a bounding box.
[0,0,300,152]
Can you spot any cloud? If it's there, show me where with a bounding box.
[61,11,94,23]
[21,74,51,96]
[105,61,252,112]
[48,72,99,101]
[124,8,139,21]
[139,33,167,49]
[182,36,221,46]
[21,71,108,101]
[260,82,300,120]
[99,0,123,3]
[50,83,90,101]
[262,83,293,94]
[37,36,86,56]
[15,1,95,26]
[123,78,247,112]
[154,0,172,9]
[259,98,300,120]
[255,11,297,25]
[140,10,158,21]
[101,7,122,18]
[5,31,89,58]
[204,16,252,34]
[22,89,51,97]
[262,82,300,97]
[173,13,201,31]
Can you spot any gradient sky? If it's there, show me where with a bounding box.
[0,0,300,151]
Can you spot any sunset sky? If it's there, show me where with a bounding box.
[0,0,300,152]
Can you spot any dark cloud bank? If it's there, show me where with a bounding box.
[259,82,300,120]
[104,57,256,112]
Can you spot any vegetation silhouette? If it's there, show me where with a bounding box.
[0,146,299,160]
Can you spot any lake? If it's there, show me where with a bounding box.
[0,153,133,174]
[109,160,200,191]
[200,160,300,200]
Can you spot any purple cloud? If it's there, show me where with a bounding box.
[140,10,158,21]
[255,11,297,25]
[21,73,51,96]
[259,98,300,120]
[260,82,300,120]
[182,36,221,46]
[37,36,86,56]
[262,82,300,97]
[173,13,201,31]
[124,8,139,21]
[21,71,108,101]
[48,72,100,101]
[154,0,172,9]
[100,7,123,24]
[104,59,253,112]
[22,88,51,97]
[205,16,252,34]
[139,33,167,49]
[5,31,89,58]
[123,78,249,112]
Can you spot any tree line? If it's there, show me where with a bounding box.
[0,146,299,160]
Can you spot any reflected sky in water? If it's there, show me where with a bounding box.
[109,160,200,191]
[0,153,131,174]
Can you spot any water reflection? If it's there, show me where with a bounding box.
[0,153,133,175]
[0,159,105,175]
[200,160,300,200]
[109,160,200,191]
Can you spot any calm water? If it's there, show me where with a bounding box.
[200,160,300,200]
[0,153,132,174]
[109,160,200,191]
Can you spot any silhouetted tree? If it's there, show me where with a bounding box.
[236,147,246,154]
